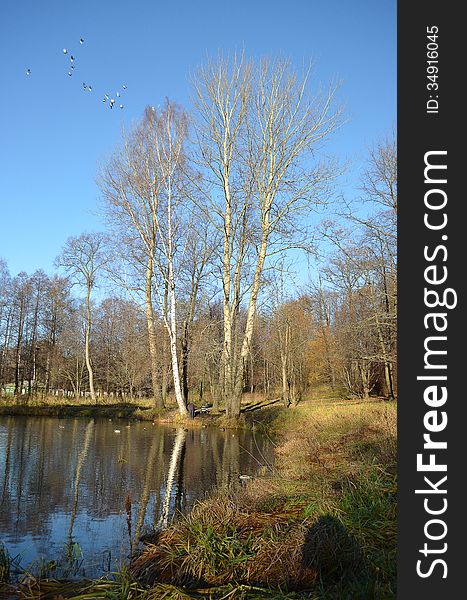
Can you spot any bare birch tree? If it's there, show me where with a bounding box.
[150,102,190,417]
[100,108,164,406]
[100,101,194,417]
[56,233,107,401]
[192,53,343,418]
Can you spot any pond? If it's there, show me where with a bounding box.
[0,416,274,579]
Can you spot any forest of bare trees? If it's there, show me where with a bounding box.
[0,55,397,416]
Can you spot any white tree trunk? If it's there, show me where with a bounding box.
[145,252,163,407]
[165,172,189,418]
[168,270,188,417]
[84,284,96,401]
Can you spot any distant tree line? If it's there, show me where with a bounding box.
[0,54,396,417]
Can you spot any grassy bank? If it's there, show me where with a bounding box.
[128,399,397,599]
[0,400,150,420]
[0,394,281,430]
[3,397,396,599]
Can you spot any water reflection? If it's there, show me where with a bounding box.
[157,428,187,531]
[0,416,273,578]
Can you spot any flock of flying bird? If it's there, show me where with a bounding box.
[26,37,127,110]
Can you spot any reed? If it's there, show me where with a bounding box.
[0,543,18,584]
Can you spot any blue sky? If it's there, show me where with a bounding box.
[0,0,396,278]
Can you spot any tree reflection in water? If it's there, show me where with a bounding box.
[157,428,187,531]
[0,416,273,577]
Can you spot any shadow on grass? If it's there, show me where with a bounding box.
[241,398,282,413]
[242,402,284,430]
[302,515,363,574]
[306,468,396,598]
[301,515,384,599]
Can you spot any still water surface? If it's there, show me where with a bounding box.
[0,416,274,578]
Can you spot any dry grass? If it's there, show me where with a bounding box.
[131,494,318,591]
[0,393,153,407]
[130,398,397,598]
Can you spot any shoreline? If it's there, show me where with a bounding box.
[1,396,397,599]
[0,396,285,430]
